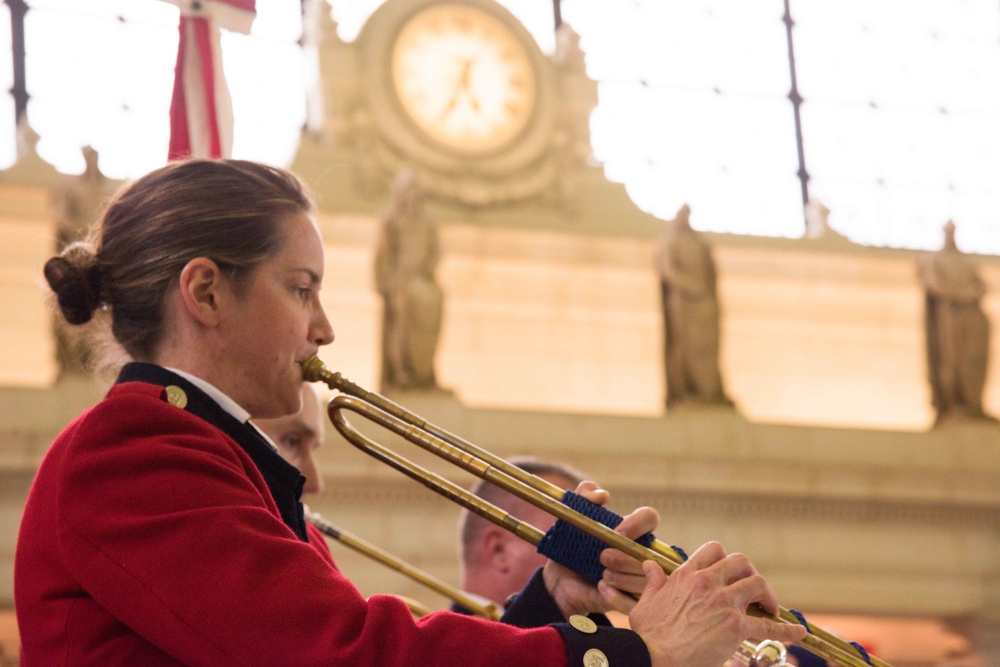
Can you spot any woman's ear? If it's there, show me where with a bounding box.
[177,258,225,327]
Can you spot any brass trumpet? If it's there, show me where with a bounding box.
[304,506,501,621]
[302,356,884,667]
[397,596,435,619]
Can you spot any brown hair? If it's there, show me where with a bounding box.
[43,159,314,362]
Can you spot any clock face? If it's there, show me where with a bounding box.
[390,3,538,154]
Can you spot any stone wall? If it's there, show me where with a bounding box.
[1,183,998,665]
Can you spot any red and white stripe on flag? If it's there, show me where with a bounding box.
[162,0,256,160]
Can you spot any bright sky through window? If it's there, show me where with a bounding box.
[2,0,998,254]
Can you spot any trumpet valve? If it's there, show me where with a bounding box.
[749,640,786,667]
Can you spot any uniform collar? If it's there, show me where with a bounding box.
[114,362,310,542]
[162,366,278,452]
[164,366,251,424]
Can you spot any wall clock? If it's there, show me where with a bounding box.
[350,0,588,206]
[389,3,538,155]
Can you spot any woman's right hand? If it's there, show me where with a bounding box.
[625,542,807,667]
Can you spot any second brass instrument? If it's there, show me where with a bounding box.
[304,506,500,621]
[302,355,882,667]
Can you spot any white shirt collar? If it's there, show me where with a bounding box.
[164,366,251,423]
[164,367,280,451]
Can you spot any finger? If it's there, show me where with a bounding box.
[615,505,659,540]
[640,560,667,596]
[699,551,758,588]
[573,480,610,506]
[597,580,638,615]
[744,617,808,647]
[599,559,648,597]
[600,548,647,576]
[677,541,727,571]
[728,573,781,616]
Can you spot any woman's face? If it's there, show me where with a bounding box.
[221,211,334,418]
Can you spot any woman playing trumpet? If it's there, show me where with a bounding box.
[16,158,805,666]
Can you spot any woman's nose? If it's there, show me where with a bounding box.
[312,302,335,347]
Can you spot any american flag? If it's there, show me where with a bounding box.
[161,0,256,160]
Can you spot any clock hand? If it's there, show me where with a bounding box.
[439,89,462,120]
[456,58,474,91]
[439,59,477,120]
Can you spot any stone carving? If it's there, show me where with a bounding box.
[1,116,60,187]
[804,198,848,242]
[549,23,592,216]
[654,204,733,409]
[553,21,586,74]
[50,146,119,376]
[311,5,598,209]
[351,108,384,196]
[52,146,117,250]
[374,168,444,391]
[919,220,994,425]
[300,0,327,136]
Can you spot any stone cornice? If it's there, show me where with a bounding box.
[299,475,1000,529]
[614,488,1000,528]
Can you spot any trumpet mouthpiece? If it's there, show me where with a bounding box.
[300,355,328,383]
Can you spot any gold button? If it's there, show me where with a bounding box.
[583,648,608,667]
[164,385,188,409]
[569,614,598,634]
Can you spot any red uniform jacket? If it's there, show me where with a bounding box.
[15,371,649,666]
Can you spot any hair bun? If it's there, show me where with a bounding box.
[43,244,102,325]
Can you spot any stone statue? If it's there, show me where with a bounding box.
[2,116,60,187]
[918,220,993,425]
[50,146,119,376]
[374,169,444,392]
[804,198,848,243]
[53,146,118,250]
[654,204,733,409]
[549,22,592,216]
[553,22,586,73]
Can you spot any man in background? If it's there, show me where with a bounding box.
[454,455,586,614]
[255,383,325,495]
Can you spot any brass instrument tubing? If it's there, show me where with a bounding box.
[302,357,884,667]
[329,394,838,667]
[397,596,435,618]
[304,507,501,621]
[323,391,788,667]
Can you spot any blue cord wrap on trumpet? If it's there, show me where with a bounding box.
[850,642,872,665]
[789,609,810,630]
[536,491,658,584]
[789,608,873,666]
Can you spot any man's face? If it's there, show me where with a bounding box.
[256,385,326,494]
[499,474,579,596]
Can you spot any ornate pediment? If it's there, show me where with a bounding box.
[301,0,596,211]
